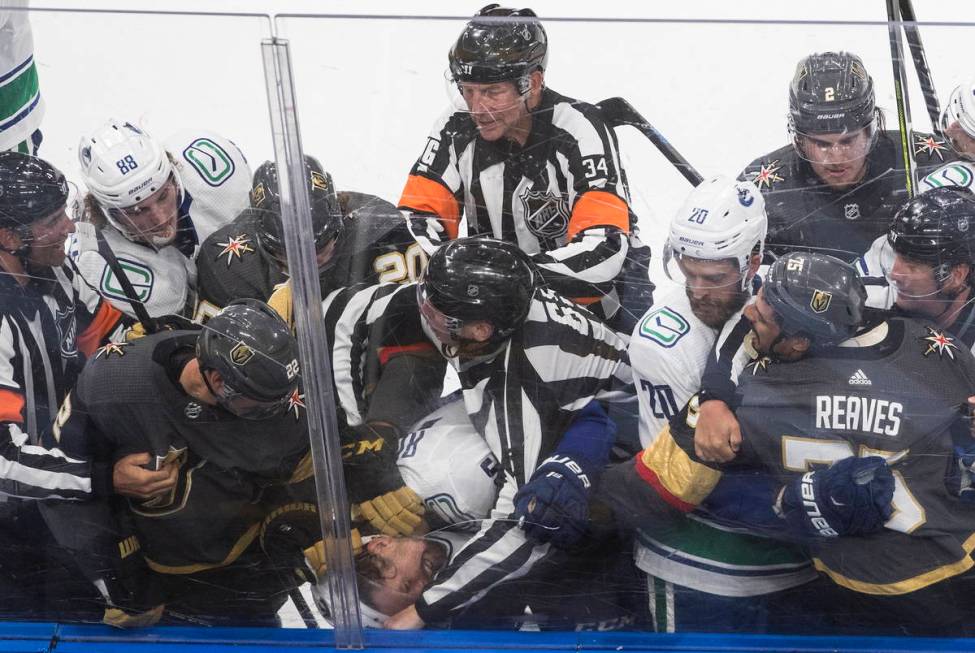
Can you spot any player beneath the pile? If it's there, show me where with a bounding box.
[741,51,953,263]
[196,155,423,322]
[399,4,651,330]
[71,118,251,319]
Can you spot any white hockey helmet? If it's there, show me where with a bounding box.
[663,175,768,291]
[941,80,975,158]
[78,119,182,242]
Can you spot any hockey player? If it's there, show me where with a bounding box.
[604,252,975,635]
[320,400,642,631]
[884,187,975,349]
[383,237,632,629]
[71,118,251,319]
[628,177,819,633]
[742,51,952,262]
[0,151,176,619]
[399,5,652,329]
[195,155,423,321]
[42,299,317,627]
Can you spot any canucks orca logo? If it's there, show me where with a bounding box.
[737,186,754,207]
[55,307,78,358]
[519,188,569,240]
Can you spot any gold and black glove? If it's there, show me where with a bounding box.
[343,422,425,536]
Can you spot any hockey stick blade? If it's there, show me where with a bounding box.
[597,97,704,187]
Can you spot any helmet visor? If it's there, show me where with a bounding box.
[791,122,876,167]
[105,175,179,248]
[417,283,468,346]
[663,244,746,291]
[444,69,529,118]
[217,382,293,420]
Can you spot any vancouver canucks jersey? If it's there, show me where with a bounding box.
[735,317,975,594]
[68,129,250,319]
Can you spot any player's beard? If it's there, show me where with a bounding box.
[687,287,750,329]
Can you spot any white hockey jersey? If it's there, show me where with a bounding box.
[68,129,251,318]
[0,2,43,151]
[630,286,718,448]
[398,399,500,532]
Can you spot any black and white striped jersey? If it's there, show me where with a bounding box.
[399,88,636,322]
[320,282,447,435]
[416,288,633,623]
[0,262,127,499]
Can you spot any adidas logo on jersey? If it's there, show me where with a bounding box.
[848,369,872,386]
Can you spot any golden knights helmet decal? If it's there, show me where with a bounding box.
[810,289,833,313]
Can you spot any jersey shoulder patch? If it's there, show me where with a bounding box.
[180,136,238,187]
[637,305,691,348]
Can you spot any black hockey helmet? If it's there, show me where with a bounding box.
[197,298,299,419]
[251,155,343,265]
[0,152,69,231]
[418,237,537,347]
[448,4,548,93]
[788,52,876,136]
[887,186,975,281]
[763,251,867,345]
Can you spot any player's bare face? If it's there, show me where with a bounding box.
[26,207,74,268]
[946,121,975,159]
[115,179,179,247]
[677,257,748,328]
[889,253,954,318]
[800,129,871,190]
[460,81,530,144]
[364,536,446,616]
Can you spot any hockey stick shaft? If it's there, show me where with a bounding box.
[886,0,918,197]
[899,0,942,133]
[93,228,158,332]
[290,588,319,629]
[597,96,704,187]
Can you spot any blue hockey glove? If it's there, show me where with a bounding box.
[514,454,592,548]
[946,444,975,503]
[779,456,894,538]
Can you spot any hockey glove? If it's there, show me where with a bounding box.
[946,445,975,503]
[514,455,593,548]
[260,501,364,584]
[945,398,975,502]
[343,422,425,536]
[99,535,167,629]
[356,486,425,537]
[778,456,894,538]
[124,314,197,342]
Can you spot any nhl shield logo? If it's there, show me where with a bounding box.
[229,342,255,366]
[519,188,569,240]
[810,289,832,313]
[184,402,203,419]
[844,203,861,221]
